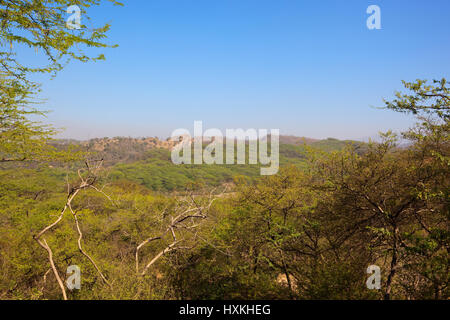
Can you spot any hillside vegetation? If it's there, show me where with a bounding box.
[0,1,447,301]
[49,138,364,192]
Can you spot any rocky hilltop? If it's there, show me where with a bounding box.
[52,135,357,164]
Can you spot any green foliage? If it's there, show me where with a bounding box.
[0,77,55,162]
[105,141,360,192]
[0,0,122,80]
[0,0,121,164]
[384,78,449,120]
[0,118,448,299]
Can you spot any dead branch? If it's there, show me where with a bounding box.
[33,159,114,299]
[136,187,226,276]
[34,238,67,300]
[140,240,180,276]
[69,203,111,287]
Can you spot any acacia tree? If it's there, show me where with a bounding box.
[383,79,449,299]
[384,78,449,120]
[312,79,449,299]
[0,0,122,162]
[0,0,123,300]
[309,79,449,299]
[0,77,55,161]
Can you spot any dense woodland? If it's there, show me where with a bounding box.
[0,1,448,300]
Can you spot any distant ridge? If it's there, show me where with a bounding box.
[279,135,320,145]
[54,135,322,150]
[52,137,177,163]
[52,135,363,164]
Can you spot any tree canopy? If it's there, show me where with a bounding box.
[0,0,122,162]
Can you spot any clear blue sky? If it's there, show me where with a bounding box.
[27,0,450,140]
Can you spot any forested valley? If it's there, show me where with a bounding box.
[1,97,448,299]
[0,0,448,300]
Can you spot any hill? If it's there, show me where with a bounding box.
[46,135,366,192]
[52,135,362,164]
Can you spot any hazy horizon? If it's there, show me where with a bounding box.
[51,126,393,143]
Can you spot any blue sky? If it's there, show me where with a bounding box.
[25,0,450,140]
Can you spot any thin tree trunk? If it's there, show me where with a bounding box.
[384,226,399,300]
